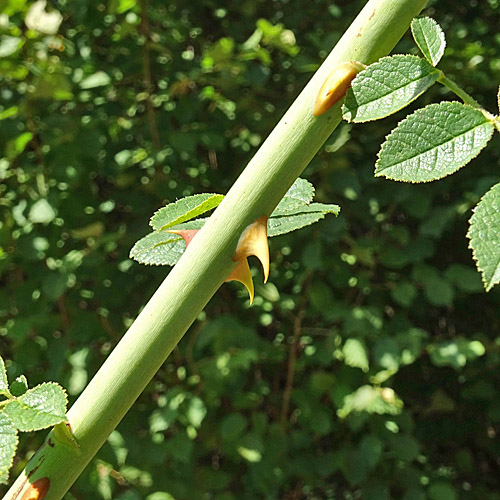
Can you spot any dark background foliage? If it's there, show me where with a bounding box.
[1,0,500,498]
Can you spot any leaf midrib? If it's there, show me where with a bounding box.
[377,113,491,173]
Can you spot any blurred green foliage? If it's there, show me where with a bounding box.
[1,0,500,499]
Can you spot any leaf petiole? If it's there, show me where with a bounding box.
[0,391,14,405]
[437,72,493,119]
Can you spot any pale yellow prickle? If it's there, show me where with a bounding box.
[233,216,270,283]
[168,215,270,304]
[226,258,255,304]
[313,60,365,116]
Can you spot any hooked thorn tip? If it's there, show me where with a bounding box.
[233,216,270,283]
[226,258,254,304]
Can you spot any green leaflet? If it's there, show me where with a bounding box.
[342,55,440,123]
[80,71,112,89]
[375,102,494,182]
[0,106,18,120]
[268,203,340,237]
[444,264,483,293]
[150,193,224,232]
[130,219,207,266]
[411,17,446,67]
[3,383,68,432]
[359,435,384,470]
[342,338,369,372]
[467,182,500,291]
[7,132,32,159]
[131,205,340,267]
[0,413,18,484]
[428,338,485,370]
[337,386,403,418]
[131,179,340,267]
[272,177,315,215]
[129,231,185,266]
[423,276,454,307]
[0,35,23,58]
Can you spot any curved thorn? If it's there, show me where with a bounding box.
[226,258,254,304]
[233,216,269,283]
[167,223,265,302]
[313,60,365,116]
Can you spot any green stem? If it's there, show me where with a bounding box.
[438,73,495,120]
[4,0,428,498]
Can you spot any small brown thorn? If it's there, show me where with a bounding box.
[167,229,199,246]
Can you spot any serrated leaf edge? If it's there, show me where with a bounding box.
[342,54,440,123]
[130,239,183,267]
[6,382,68,431]
[132,204,340,266]
[272,178,316,215]
[132,179,340,267]
[268,211,336,237]
[375,101,495,183]
[150,193,224,231]
[130,233,182,258]
[0,356,7,393]
[269,213,327,235]
[411,17,446,66]
[272,202,340,217]
[130,219,209,266]
[466,183,500,291]
[0,412,19,485]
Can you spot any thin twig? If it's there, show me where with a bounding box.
[57,295,71,331]
[280,272,312,429]
[140,0,161,152]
